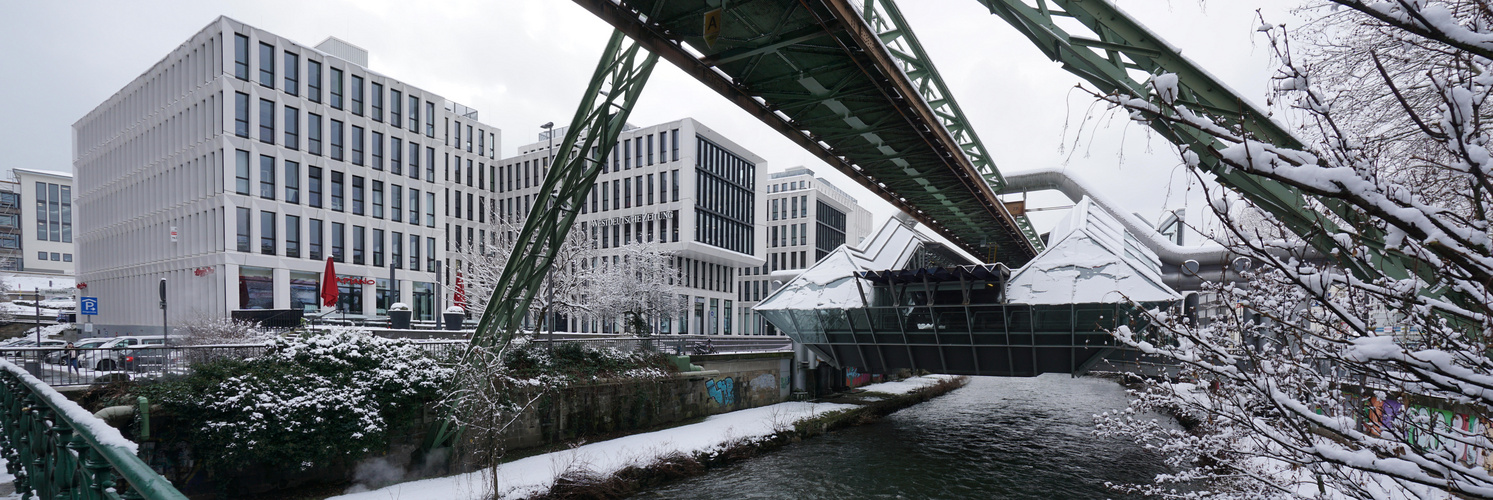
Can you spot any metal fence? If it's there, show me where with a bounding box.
[0,335,792,386]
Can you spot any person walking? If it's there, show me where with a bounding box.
[64,342,79,375]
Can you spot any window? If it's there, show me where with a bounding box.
[390,139,403,175]
[283,106,299,149]
[0,215,15,229]
[285,215,301,258]
[330,171,344,211]
[672,169,679,202]
[373,229,385,267]
[351,75,364,115]
[425,101,435,136]
[0,234,15,249]
[234,92,250,137]
[260,211,276,255]
[331,222,345,262]
[426,192,436,227]
[351,126,364,165]
[234,33,249,80]
[307,60,322,103]
[410,233,420,270]
[391,232,403,269]
[259,155,275,199]
[409,141,420,179]
[308,167,322,207]
[466,124,473,152]
[371,82,383,121]
[309,219,323,260]
[453,121,460,148]
[390,89,402,126]
[330,120,344,161]
[371,131,383,169]
[284,161,300,203]
[352,226,365,265]
[478,129,485,156]
[330,68,343,109]
[390,185,402,222]
[672,128,679,161]
[258,42,274,87]
[427,147,437,181]
[409,188,420,225]
[372,181,384,218]
[236,207,251,252]
[635,175,643,207]
[647,134,654,165]
[234,150,250,195]
[624,177,632,208]
[258,99,274,143]
[283,52,298,95]
[408,95,419,131]
[308,113,322,155]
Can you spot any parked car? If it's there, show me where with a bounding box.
[86,336,167,371]
[0,339,66,361]
[118,346,177,373]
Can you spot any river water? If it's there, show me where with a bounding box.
[636,375,1170,499]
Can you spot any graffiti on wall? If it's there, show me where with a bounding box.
[749,373,777,395]
[845,367,875,388]
[1361,396,1489,469]
[707,377,736,406]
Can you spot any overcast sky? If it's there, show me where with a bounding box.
[0,0,1305,242]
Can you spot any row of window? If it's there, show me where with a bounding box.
[816,200,848,261]
[35,182,72,243]
[594,128,682,174]
[769,251,810,272]
[234,32,497,158]
[770,195,809,221]
[694,137,755,254]
[38,252,72,263]
[769,223,810,248]
[234,150,435,227]
[233,94,442,183]
[235,207,437,271]
[739,278,771,303]
[579,170,681,216]
[769,179,808,193]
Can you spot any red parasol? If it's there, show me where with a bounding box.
[453,271,466,310]
[321,257,339,307]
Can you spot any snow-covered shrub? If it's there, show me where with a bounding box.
[135,328,453,482]
[180,317,271,346]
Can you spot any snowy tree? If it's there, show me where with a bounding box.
[1089,1,1493,498]
[451,211,598,332]
[588,239,682,336]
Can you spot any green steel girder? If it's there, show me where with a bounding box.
[470,30,658,352]
[858,0,1046,252]
[576,0,1039,266]
[980,0,1432,289]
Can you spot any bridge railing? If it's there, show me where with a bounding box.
[0,359,187,500]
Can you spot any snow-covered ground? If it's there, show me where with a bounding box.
[856,374,959,395]
[329,401,857,500]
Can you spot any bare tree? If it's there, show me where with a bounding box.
[451,210,598,332]
[588,240,682,336]
[1090,1,1493,498]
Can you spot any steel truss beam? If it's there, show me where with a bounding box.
[858,0,1045,251]
[575,0,1039,265]
[981,0,1452,296]
[469,30,658,352]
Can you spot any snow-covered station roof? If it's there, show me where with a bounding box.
[1005,197,1181,305]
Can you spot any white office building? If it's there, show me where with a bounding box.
[737,167,872,335]
[14,169,76,275]
[73,17,501,334]
[494,118,765,335]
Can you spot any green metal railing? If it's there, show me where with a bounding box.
[0,361,186,500]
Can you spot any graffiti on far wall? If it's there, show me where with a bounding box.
[707,377,736,406]
[1361,396,1489,469]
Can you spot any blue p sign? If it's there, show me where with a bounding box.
[80,297,98,316]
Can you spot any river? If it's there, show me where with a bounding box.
[635,374,1171,499]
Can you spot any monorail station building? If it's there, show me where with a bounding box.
[74,17,500,334]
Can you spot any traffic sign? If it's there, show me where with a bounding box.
[80,296,98,316]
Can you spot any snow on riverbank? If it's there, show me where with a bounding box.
[857,374,959,395]
[329,401,856,500]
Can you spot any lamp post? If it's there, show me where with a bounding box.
[541,121,556,351]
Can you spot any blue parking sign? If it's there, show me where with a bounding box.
[80,297,98,315]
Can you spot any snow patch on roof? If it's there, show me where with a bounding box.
[755,218,932,312]
[1007,197,1181,305]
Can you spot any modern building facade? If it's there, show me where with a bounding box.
[15,169,75,275]
[73,17,500,334]
[737,167,872,335]
[492,118,765,335]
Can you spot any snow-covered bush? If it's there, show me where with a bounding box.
[180,316,271,346]
[135,328,453,482]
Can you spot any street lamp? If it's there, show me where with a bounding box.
[541,122,556,350]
